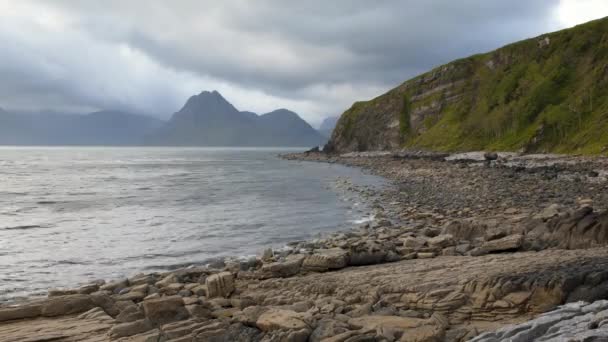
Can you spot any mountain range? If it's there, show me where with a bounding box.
[0,109,163,145]
[147,91,325,147]
[327,17,608,155]
[0,91,326,147]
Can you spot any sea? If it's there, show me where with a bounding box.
[0,147,384,301]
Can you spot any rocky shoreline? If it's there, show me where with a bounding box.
[2,150,608,341]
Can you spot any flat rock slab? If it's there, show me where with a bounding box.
[241,247,608,332]
[302,248,349,272]
[0,313,113,342]
[256,308,310,331]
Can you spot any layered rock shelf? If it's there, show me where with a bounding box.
[2,150,608,341]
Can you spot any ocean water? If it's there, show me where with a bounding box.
[0,147,383,301]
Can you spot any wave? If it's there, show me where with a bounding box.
[37,201,58,205]
[1,225,43,231]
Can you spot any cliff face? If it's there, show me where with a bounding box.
[329,17,608,154]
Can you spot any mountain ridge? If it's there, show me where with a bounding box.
[148,91,325,147]
[0,110,163,145]
[0,91,324,147]
[327,16,608,155]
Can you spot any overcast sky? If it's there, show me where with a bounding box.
[0,0,607,126]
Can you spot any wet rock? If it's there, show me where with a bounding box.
[262,248,274,262]
[349,247,387,266]
[484,152,498,161]
[48,289,78,297]
[77,284,99,295]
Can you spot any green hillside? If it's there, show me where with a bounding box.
[329,17,608,155]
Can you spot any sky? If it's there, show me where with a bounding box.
[0,1,607,127]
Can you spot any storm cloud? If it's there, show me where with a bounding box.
[0,0,606,125]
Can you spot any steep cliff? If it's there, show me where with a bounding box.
[328,17,608,154]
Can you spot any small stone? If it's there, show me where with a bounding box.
[262,248,274,261]
[416,252,435,259]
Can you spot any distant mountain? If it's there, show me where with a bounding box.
[147,90,326,147]
[318,116,339,138]
[0,110,163,145]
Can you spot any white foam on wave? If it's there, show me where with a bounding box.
[351,214,375,225]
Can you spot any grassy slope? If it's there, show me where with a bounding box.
[335,17,608,154]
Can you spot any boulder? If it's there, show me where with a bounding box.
[48,289,78,297]
[0,304,42,322]
[154,274,178,288]
[114,291,146,302]
[348,241,388,266]
[142,295,189,325]
[77,284,99,295]
[484,152,499,161]
[90,292,119,317]
[259,254,305,279]
[115,302,145,323]
[256,308,310,331]
[205,272,235,298]
[234,305,269,326]
[535,203,564,221]
[302,248,349,272]
[40,294,96,317]
[470,234,523,256]
[309,319,350,342]
[100,279,129,293]
[427,234,455,248]
[402,236,427,249]
[108,318,154,339]
[129,274,157,286]
[185,304,213,319]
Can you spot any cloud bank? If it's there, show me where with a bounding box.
[0,0,605,125]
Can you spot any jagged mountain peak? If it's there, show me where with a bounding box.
[149,92,326,147]
[178,90,239,117]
